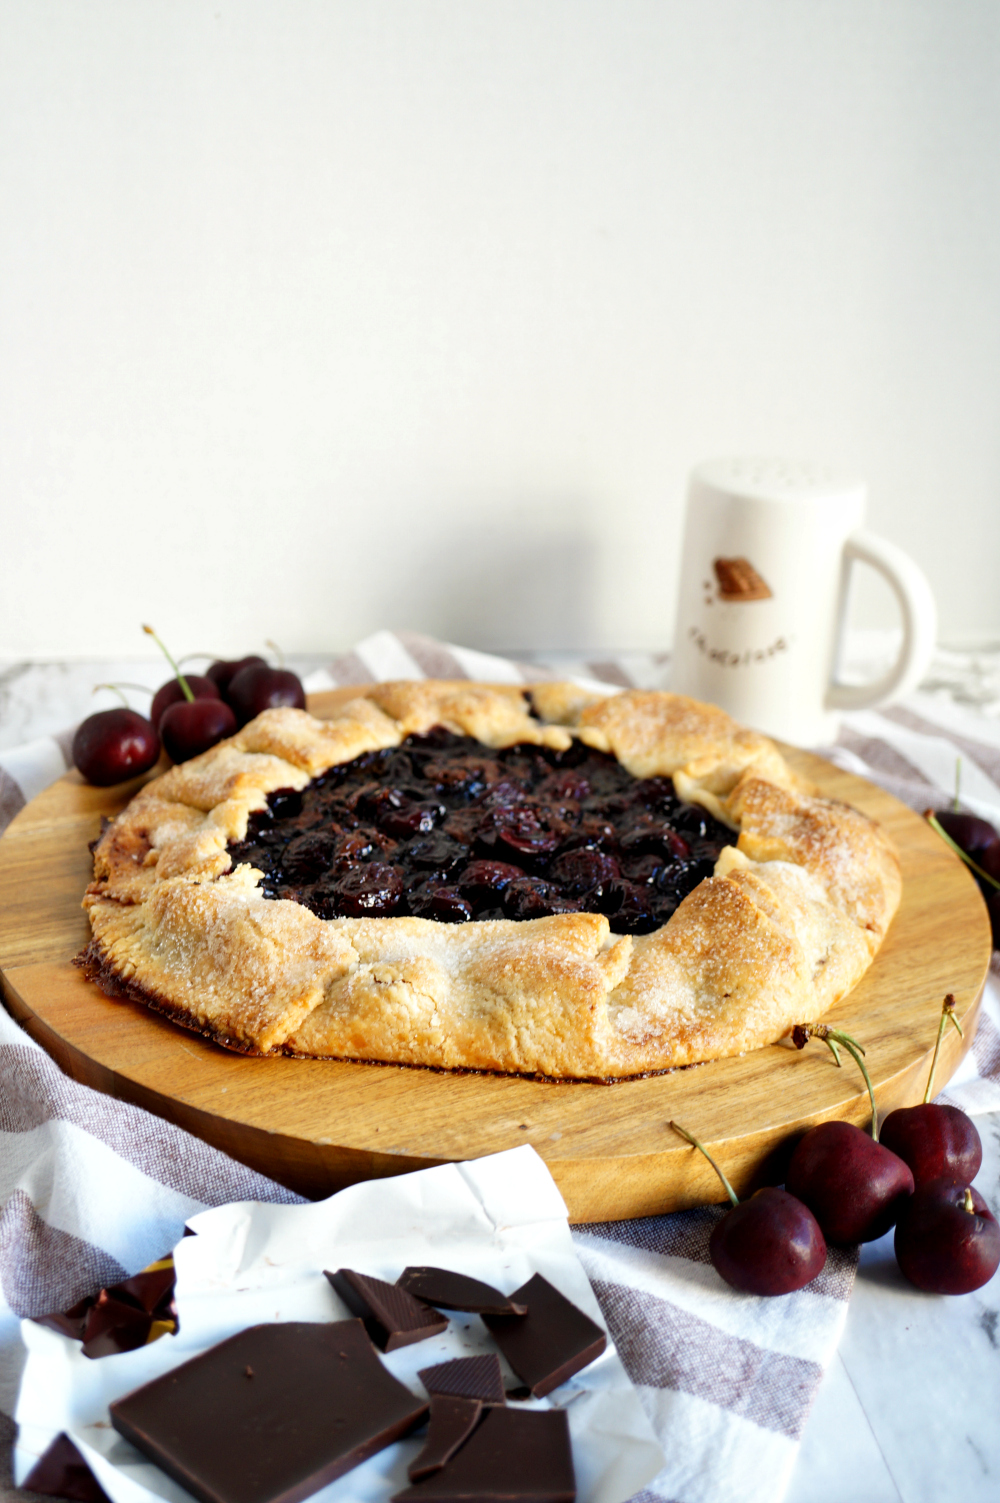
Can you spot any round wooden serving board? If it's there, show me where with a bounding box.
[0,687,992,1222]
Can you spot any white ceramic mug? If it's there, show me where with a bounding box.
[669,457,937,745]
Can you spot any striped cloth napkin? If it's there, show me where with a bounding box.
[2,630,999,1503]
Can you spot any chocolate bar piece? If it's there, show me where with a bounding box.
[397,1268,527,1316]
[22,1432,112,1503]
[482,1274,606,1398]
[325,1269,447,1351]
[81,1291,154,1359]
[418,1354,505,1405]
[110,1320,427,1503]
[392,1406,575,1502]
[33,1254,178,1359]
[111,1256,176,1316]
[408,1397,482,1482]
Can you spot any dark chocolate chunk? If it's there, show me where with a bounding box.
[33,1254,178,1359]
[81,1291,152,1359]
[22,1432,112,1503]
[505,1385,532,1401]
[418,1354,505,1404]
[110,1319,427,1503]
[482,1274,606,1398]
[392,1406,575,1502]
[108,1256,176,1316]
[325,1269,448,1351]
[408,1397,482,1482]
[398,1267,527,1316]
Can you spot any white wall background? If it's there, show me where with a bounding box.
[2,0,999,659]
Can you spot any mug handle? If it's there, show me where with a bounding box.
[825,528,937,713]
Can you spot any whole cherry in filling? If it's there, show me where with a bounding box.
[226,727,732,931]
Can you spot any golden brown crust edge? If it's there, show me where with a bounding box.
[82,682,901,1078]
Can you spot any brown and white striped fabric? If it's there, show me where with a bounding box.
[2,631,999,1503]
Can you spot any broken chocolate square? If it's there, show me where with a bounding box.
[482,1274,606,1398]
[109,1256,176,1316]
[110,1319,427,1503]
[392,1406,575,1502]
[81,1291,153,1359]
[325,1269,448,1351]
[408,1396,482,1482]
[33,1253,178,1359]
[418,1354,505,1405]
[22,1432,112,1503]
[397,1268,527,1316]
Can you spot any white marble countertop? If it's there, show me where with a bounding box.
[1,654,999,1503]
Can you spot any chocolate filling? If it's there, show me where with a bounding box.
[226,728,731,935]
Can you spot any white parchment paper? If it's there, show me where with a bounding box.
[14,1146,663,1503]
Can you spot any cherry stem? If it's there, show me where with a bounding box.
[793,1023,879,1139]
[143,625,194,703]
[93,683,130,709]
[926,812,1000,892]
[923,993,964,1104]
[669,1121,739,1207]
[964,1188,975,1215]
[265,638,285,667]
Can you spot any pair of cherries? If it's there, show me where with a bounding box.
[676,998,999,1297]
[72,628,306,784]
[149,635,304,761]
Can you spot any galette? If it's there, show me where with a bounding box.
[79,681,901,1080]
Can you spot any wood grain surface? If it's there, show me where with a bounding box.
[0,686,992,1221]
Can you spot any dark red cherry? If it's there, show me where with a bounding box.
[329,862,404,916]
[538,769,592,802]
[618,814,690,861]
[619,853,667,885]
[547,847,620,895]
[150,674,221,730]
[594,878,659,933]
[502,877,581,920]
[709,1187,828,1296]
[205,654,268,699]
[987,890,1000,949]
[672,1122,827,1295]
[932,810,999,864]
[785,1121,915,1244]
[407,883,473,923]
[283,832,335,882]
[405,833,465,870]
[159,698,237,763]
[368,791,446,838]
[456,860,525,906]
[485,803,565,861]
[72,709,160,786]
[894,1182,1000,1294]
[980,840,1000,888]
[227,664,306,726]
[879,1103,982,1188]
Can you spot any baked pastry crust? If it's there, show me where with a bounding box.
[80,684,901,1078]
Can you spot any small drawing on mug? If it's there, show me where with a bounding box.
[712,557,773,602]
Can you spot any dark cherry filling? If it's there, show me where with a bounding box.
[226,728,732,933]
